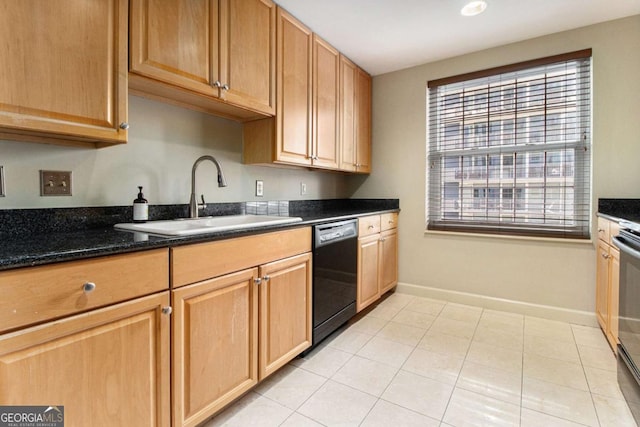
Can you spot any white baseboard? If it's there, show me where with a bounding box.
[395,282,598,327]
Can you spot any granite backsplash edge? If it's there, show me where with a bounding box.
[0,199,400,239]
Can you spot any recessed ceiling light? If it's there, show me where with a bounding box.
[461,0,488,16]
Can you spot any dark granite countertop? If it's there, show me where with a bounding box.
[0,199,399,271]
[598,199,640,224]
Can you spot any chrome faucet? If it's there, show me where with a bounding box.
[189,155,228,218]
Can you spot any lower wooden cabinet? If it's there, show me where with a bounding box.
[171,232,312,427]
[595,216,620,351]
[379,228,399,295]
[357,213,399,312]
[357,234,381,311]
[0,292,171,427]
[259,253,313,379]
[172,269,259,427]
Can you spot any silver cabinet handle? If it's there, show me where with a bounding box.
[254,278,262,285]
[162,306,172,316]
[263,276,270,282]
[119,122,129,130]
[83,282,96,293]
[222,83,230,91]
[368,225,374,229]
[213,81,222,88]
[601,252,610,259]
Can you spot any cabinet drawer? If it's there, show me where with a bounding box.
[597,217,610,243]
[381,213,398,231]
[0,249,169,333]
[171,227,311,287]
[359,215,381,237]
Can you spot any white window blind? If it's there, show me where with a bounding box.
[427,50,592,239]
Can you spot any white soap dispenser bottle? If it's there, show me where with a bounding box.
[133,186,149,223]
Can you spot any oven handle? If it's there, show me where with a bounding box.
[613,235,640,260]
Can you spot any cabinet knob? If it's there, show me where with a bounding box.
[83,282,96,293]
[601,253,610,259]
[380,238,386,242]
[222,83,230,91]
[254,277,262,285]
[119,122,129,130]
[263,275,270,282]
[213,81,222,88]
[368,225,374,229]
[162,306,173,316]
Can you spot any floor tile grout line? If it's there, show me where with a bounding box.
[572,324,604,427]
[438,302,484,425]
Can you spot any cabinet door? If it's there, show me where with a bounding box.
[311,35,340,169]
[220,0,275,115]
[595,240,610,331]
[275,8,313,166]
[355,67,372,173]
[259,253,312,380]
[357,234,380,312]
[0,292,170,427]
[172,269,258,427]
[339,55,357,172]
[608,247,620,349]
[130,0,219,98]
[0,0,128,146]
[379,229,399,295]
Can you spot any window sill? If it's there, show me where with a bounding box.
[424,228,593,245]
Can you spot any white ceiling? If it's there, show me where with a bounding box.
[273,0,640,76]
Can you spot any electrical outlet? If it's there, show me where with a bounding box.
[256,180,264,197]
[0,166,4,197]
[40,170,72,196]
[300,182,307,195]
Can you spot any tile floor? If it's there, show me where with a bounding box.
[203,293,637,427]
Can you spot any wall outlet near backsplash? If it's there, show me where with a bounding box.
[40,170,72,196]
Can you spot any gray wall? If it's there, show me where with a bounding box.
[0,95,352,209]
[350,15,640,314]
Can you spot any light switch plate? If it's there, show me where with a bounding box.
[0,166,5,197]
[40,170,72,196]
[256,180,264,197]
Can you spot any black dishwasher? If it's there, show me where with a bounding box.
[311,219,358,348]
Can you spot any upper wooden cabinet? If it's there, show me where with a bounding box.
[355,67,372,173]
[243,8,313,166]
[311,35,340,170]
[340,58,372,173]
[129,0,275,121]
[243,10,371,173]
[0,0,128,147]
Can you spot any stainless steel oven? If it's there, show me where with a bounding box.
[613,221,640,423]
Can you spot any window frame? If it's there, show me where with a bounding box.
[426,49,592,239]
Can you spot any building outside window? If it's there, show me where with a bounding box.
[426,50,592,238]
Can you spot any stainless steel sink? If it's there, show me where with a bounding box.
[114,215,303,237]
